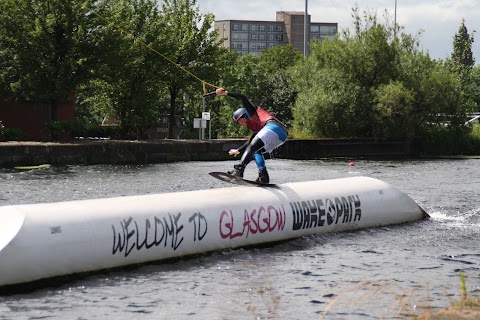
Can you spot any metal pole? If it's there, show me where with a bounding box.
[394,0,397,36]
[201,96,206,140]
[304,0,308,57]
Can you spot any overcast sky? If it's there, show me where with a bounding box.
[197,0,480,62]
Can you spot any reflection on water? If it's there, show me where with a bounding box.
[0,159,479,319]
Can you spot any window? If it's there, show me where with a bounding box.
[242,24,248,31]
[310,25,319,33]
[251,34,256,40]
[269,34,274,41]
[260,34,264,40]
[251,43,265,51]
[260,25,265,31]
[277,26,283,32]
[233,24,238,31]
[269,25,274,32]
[277,35,283,41]
[320,25,337,35]
[252,25,256,31]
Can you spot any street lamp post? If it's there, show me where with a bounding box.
[304,0,308,57]
[394,0,397,36]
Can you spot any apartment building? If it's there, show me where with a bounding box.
[214,11,338,56]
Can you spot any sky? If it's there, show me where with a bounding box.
[197,0,480,62]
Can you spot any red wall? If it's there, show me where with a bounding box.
[0,97,75,141]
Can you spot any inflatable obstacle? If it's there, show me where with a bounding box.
[0,176,428,287]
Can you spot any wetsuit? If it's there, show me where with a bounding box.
[228,92,288,173]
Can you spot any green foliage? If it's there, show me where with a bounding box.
[214,44,300,138]
[214,54,262,138]
[0,0,93,107]
[399,53,474,137]
[445,19,479,120]
[472,122,480,138]
[158,0,224,138]
[76,79,118,129]
[3,128,22,141]
[258,44,303,72]
[1,0,479,154]
[420,121,480,155]
[469,66,480,112]
[259,70,296,124]
[451,272,480,308]
[373,81,415,138]
[0,0,225,140]
[291,7,403,138]
[460,272,467,301]
[292,66,359,137]
[290,6,477,145]
[256,45,301,125]
[0,121,21,141]
[79,0,165,139]
[343,7,399,88]
[45,120,83,141]
[451,19,475,70]
[287,130,317,139]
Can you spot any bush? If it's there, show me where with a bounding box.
[4,128,22,141]
[44,120,84,141]
[420,124,480,155]
[78,125,122,140]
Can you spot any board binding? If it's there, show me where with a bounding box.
[209,171,277,187]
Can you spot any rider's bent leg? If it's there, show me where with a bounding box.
[228,136,265,178]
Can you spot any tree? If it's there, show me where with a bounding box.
[78,0,166,139]
[291,7,401,138]
[451,19,475,71]
[214,53,264,138]
[213,44,301,138]
[180,49,236,139]
[449,19,478,117]
[290,6,471,140]
[258,44,303,72]
[0,0,94,120]
[158,0,222,138]
[258,70,296,125]
[257,45,302,125]
[470,65,480,112]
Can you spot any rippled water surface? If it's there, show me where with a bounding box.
[0,158,479,319]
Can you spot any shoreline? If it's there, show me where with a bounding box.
[0,138,420,167]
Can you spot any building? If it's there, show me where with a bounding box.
[214,11,338,56]
[0,96,75,141]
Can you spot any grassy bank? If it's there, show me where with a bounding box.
[420,123,480,156]
[416,273,480,320]
[314,272,480,319]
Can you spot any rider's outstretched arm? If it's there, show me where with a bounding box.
[215,88,256,115]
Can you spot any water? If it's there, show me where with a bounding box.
[0,159,479,319]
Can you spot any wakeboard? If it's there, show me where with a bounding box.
[209,171,277,187]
